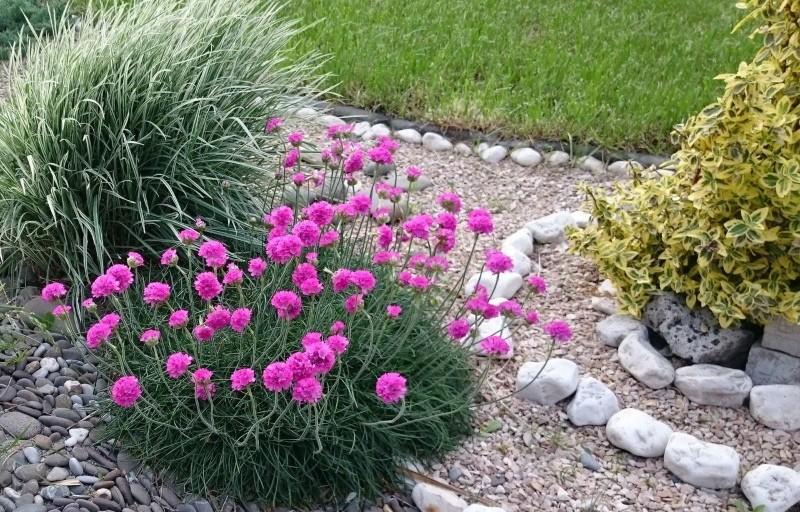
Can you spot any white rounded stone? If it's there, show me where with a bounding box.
[591,297,618,316]
[578,155,605,173]
[674,364,753,407]
[454,142,472,156]
[742,464,800,512]
[39,357,59,373]
[516,358,580,405]
[510,148,542,167]
[318,114,345,127]
[464,271,523,300]
[501,247,532,276]
[470,314,514,360]
[570,211,592,228]
[422,132,453,152]
[351,121,371,137]
[411,483,467,512]
[501,229,534,256]
[605,408,672,457]
[750,385,800,431]
[566,376,620,426]
[294,107,318,120]
[597,279,617,297]
[607,160,643,177]
[477,142,490,155]
[546,151,570,167]
[596,314,648,348]
[480,145,508,164]
[394,128,422,144]
[663,432,740,489]
[618,331,675,389]
[525,211,575,244]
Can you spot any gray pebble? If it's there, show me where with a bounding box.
[175,505,196,512]
[43,454,68,467]
[15,504,46,512]
[193,500,212,512]
[77,476,98,485]
[40,485,70,500]
[69,458,84,476]
[22,447,41,464]
[129,483,150,506]
[0,496,14,512]
[46,467,70,481]
[580,449,602,472]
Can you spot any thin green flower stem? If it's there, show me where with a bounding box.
[434,235,479,322]
[477,337,558,407]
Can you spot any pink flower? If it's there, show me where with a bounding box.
[81,298,97,311]
[266,234,303,264]
[127,251,144,268]
[284,147,300,168]
[292,377,323,404]
[292,220,321,247]
[435,228,456,253]
[426,255,449,272]
[86,322,113,349]
[286,352,314,381]
[195,217,207,230]
[368,145,393,165]
[486,250,513,274]
[326,123,353,139]
[409,274,432,291]
[192,368,216,400]
[168,309,190,329]
[467,208,494,235]
[178,228,200,244]
[160,248,178,266]
[498,300,523,317]
[292,263,318,287]
[351,270,377,294]
[525,309,540,324]
[543,320,572,343]
[41,282,68,302]
[53,305,72,319]
[265,117,283,133]
[165,352,193,379]
[377,136,399,152]
[230,368,256,391]
[262,362,293,392]
[376,225,393,249]
[205,306,231,330]
[386,304,402,318]
[372,251,399,266]
[480,336,511,356]
[447,319,470,340]
[436,212,457,231]
[343,149,364,174]
[194,272,223,301]
[198,240,228,268]
[326,334,349,354]
[436,192,462,213]
[139,329,161,346]
[292,172,306,186]
[527,275,547,294]
[111,375,142,408]
[271,290,302,320]
[344,294,363,314]
[287,130,304,146]
[305,201,335,226]
[106,264,134,291]
[319,230,339,247]
[306,252,318,265]
[143,282,171,306]
[331,269,353,293]
[192,324,215,342]
[248,257,268,278]
[230,308,252,333]
[223,263,244,286]
[301,332,324,349]
[268,205,294,228]
[405,166,422,181]
[91,274,120,298]
[403,214,434,240]
[299,278,323,296]
[305,342,335,374]
[375,372,407,404]
[100,313,121,329]
[330,321,345,335]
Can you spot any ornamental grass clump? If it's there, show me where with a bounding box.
[47,124,568,506]
[571,0,800,328]
[0,0,321,283]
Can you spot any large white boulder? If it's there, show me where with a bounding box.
[750,385,800,431]
[510,148,542,167]
[411,483,467,512]
[464,272,523,300]
[596,314,648,348]
[501,247,532,276]
[674,364,752,407]
[741,464,800,512]
[566,376,620,426]
[605,408,672,457]
[501,229,534,256]
[524,211,575,244]
[618,331,675,389]
[422,132,453,152]
[663,432,740,489]
[516,358,580,405]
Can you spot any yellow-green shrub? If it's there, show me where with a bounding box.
[570,0,800,328]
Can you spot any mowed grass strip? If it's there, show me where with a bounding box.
[283,0,756,152]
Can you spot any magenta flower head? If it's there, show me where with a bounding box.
[301,332,324,349]
[192,324,215,343]
[375,372,407,404]
[194,272,223,301]
[248,257,268,278]
[292,377,323,404]
[292,220,321,247]
[299,277,323,296]
[178,228,200,244]
[205,306,231,330]
[436,192,462,213]
[292,172,306,187]
[287,130,304,146]
[127,251,144,268]
[305,342,335,374]
[368,145,393,165]
[405,165,422,181]
[447,319,471,340]
[223,263,244,286]
[160,248,178,267]
[262,362,293,392]
[230,308,252,333]
[304,201,335,226]
[344,149,364,174]
[326,334,349,355]
[284,147,300,168]
[192,368,216,400]
[543,320,573,343]
[41,282,68,302]
[498,300,523,318]
[292,263,318,288]
[330,320,345,335]
[266,234,303,264]
[331,269,353,293]
[527,275,548,294]
[168,309,190,329]
[230,368,256,392]
[264,116,283,133]
[111,375,142,408]
[106,264,134,292]
[139,329,161,346]
[198,240,228,268]
[485,250,513,274]
[344,294,364,314]
[319,230,340,247]
[467,208,494,235]
[287,351,314,381]
[91,274,120,299]
[86,322,112,349]
[195,217,207,231]
[386,305,402,318]
[525,309,540,325]
[403,214,434,240]
[100,312,121,329]
[271,290,302,320]
[165,352,193,379]
[143,282,171,306]
[53,305,72,319]
[351,270,377,294]
[479,336,511,357]
[82,298,97,311]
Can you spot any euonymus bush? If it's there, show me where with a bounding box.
[571,0,800,328]
[0,0,320,283]
[43,125,561,505]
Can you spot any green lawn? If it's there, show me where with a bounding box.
[282,0,756,152]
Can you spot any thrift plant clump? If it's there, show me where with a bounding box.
[48,122,567,506]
